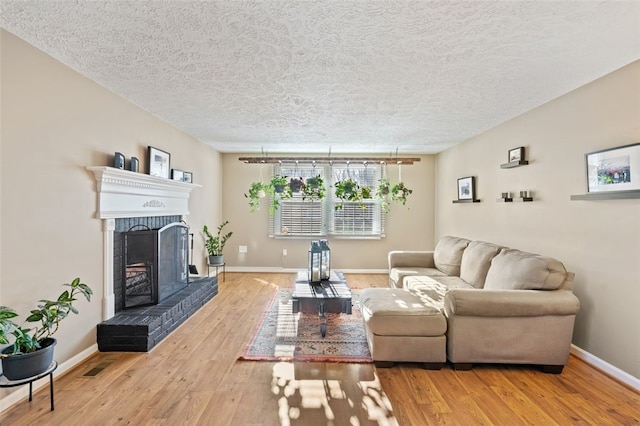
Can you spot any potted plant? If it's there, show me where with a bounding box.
[244,182,268,213]
[288,177,305,193]
[376,177,391,214]
[334,178,362,210]
[203,221,233,265]
[269,175,292,197]
[302,175,325,202]
[0,278,92,380]
[263,175,293,215]
[391,181,413,206]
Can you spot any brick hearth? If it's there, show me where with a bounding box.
[97,277,218,352]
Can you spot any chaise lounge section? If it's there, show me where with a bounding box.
[360,236,581,373]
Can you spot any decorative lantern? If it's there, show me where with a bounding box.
[319,239,331,281]
[308,240,322,284]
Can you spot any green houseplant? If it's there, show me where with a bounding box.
[391,181,413,206]
[376,177,391,214]
[244,182,268,213]
[302,175,325,202]
[267,175,293,215]
[334,178,364,210]
[203,221,233,265]
[0,278,92,380]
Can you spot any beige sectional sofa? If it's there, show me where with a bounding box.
[360,236,581,373]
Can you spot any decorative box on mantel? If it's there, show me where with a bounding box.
[87,166,202,321]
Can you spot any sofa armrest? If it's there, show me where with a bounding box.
[444,288,580,318]
[388,250,436,269]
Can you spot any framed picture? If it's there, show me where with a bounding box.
[172,169,184,181]
[147,146,170,178]
[509,147,524,163]
[586,143,640,193]
[183,171,193,183]
[457,176,475,200]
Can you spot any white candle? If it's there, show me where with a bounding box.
[312,267,320,282]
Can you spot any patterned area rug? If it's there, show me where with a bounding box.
[239,289,372,363]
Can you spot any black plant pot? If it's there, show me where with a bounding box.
[1,337,56,380]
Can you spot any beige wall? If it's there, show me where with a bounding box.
[436,60,640,379]
[0,29,222,387]
[221,154,436,270]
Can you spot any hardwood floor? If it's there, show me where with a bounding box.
[1,273,638,425]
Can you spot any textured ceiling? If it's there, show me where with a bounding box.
[1,1,639,154]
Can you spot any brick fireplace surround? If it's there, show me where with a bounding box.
[88,167,217,351]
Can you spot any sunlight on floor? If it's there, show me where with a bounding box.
[271,362,398,426]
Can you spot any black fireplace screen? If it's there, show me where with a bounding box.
[123,222,189,309]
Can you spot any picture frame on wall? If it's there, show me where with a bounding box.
[171,169,184,181]
[585,143,640,193]
[457,176,475,200]
[508,146,524,163]
[147,146,171,179]
[183,172,193,183]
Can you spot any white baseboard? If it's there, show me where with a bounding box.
[224,266,388,274]
[0,344,98,413]
[571,344,640,390]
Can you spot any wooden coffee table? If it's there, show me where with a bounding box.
[291,271,352,337]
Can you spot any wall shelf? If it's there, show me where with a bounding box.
[452,199,481,203]
[570,190,640,201]
[500,160,529,169]
[497,197,534,203]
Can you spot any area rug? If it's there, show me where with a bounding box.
[239,289,372,363]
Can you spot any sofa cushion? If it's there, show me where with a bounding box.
[360,288,446,337]
[460,241,503,288]
[484,249,568,291]
[433,236,470,276]
[389,267,447,288]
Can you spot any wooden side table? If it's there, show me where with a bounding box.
[207,262,225,282]
[0,361,57,411]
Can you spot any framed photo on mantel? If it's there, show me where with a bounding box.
[147,146,170,179]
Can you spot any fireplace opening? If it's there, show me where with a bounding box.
[123,222,189,309]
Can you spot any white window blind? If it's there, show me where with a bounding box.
[270,163,385,239]
[270,165,326,237]
[329,164,383,238]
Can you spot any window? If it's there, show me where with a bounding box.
[270,163,385,239]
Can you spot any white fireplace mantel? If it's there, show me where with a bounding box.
[87,166,201,320]
[87,166,201,218]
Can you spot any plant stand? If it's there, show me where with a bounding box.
[0,361,57,411]
[207,262,226,282]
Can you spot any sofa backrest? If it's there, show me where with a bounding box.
[484,249,568,291]
[459,241,503,288]
[433,236,470,276]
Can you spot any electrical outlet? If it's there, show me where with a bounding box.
[282,249,287,256]
[239,245,247,254]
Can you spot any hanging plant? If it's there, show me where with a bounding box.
[334,178,363,210]
[289,177,305,193]
[302,175,325,202]
[360,186,372,199]
[391,181,413,206]
[244,182,268,212]
[376,177,391,214]
[269,175,292,198]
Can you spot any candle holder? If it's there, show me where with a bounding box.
[307,240,323,284]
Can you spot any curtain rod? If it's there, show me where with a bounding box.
[238,156,421,165]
